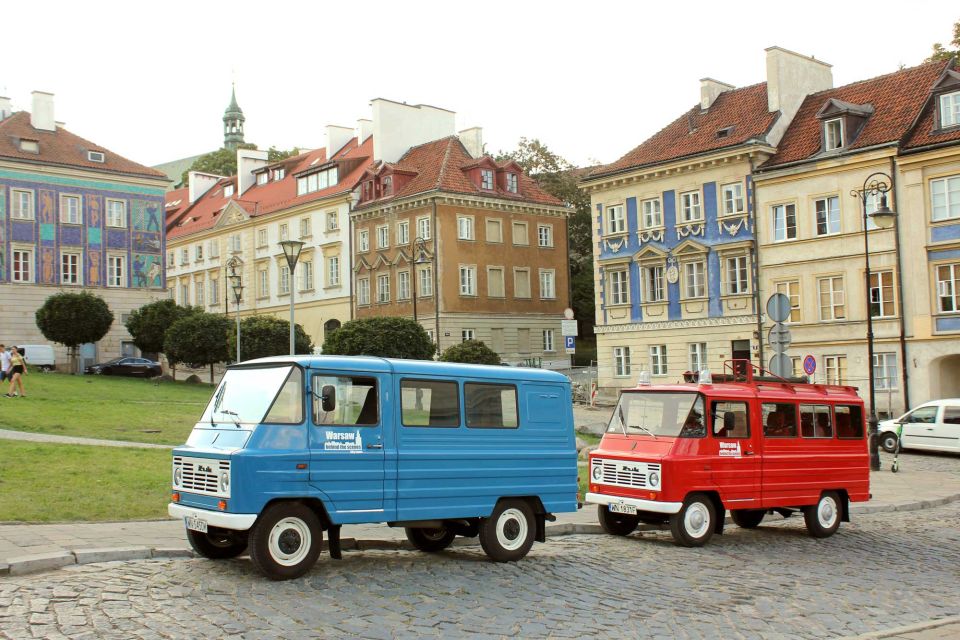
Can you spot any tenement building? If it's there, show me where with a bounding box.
[0,91,169,368]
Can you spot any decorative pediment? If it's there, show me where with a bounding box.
[353,256,372,272]
[674,238,709,255]
[932,68,960,93]
[816,98,874,119]
[371,253,394,269]
[212,201,250,230]
[634,244,667,262]
[462,155,499,170]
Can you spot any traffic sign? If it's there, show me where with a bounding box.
[769,353,792,378]
[766,293,792,324]
[803,355,817,375]
[768,323,792,351]
[563,308,575,320]
[561,319,578,336]
[564,336,575,354]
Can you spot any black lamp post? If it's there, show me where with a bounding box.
[228,270,243,364]
[279,239,305,355]
[850,172,897,472]
[411,236,430,324]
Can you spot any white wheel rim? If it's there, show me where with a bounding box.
[684,502,711,538]
[421,528,448,542]
[817,496,838,529]
[268,517,312,567]
[496,508,528,551]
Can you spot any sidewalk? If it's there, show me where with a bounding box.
[846,616,960,639]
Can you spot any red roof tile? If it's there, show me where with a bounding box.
[902,63,960,151]
[587,83,778,179]
[0,111,167,179]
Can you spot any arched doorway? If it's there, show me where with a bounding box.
[324,319,342,342]
[933,354,960,400]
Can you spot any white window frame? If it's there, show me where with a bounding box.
[301,217,312,239]
[279,265,290,295]
[377,224,389,249]
[257,228,268,248]
[357,277,370,305]
[613,346,631,377]
[462,329,476,342]
[398,270,411,300]
[195,244,203,262]
[60,194,82,225]
[644,265,665,302]
[258,267,270,298]
[688,343,707,372]
[775,280,801,323]
[772,203,797,242]
[825,118,844,151]
[824,355,846,385]
[107,254,125,288]
[818,276,846,321]
[11,189,35,220]
[459,265,477,296]
[539,269,556,300]
[195,280,205,306]
[607,204,626,234]
[506,173,518,193]
[377,273,390,303]
[941,91,960,128]
[326,211,339,231]
[223,184,235,198]
[542,329,555,352]
[725,255,749,295]
[209,240,220,258]
[649,344,668,376]
[106,199,126,228]
[417,217,431,240]
[61,251,82,285]
[870,270,896,318]
[397,221,410,245]
[358,229,370,252]
[209,278,219,305]
[931,175,960,222]
[537,224,553,247]
[936,263,960,313]
[873,352,898,391]
[641,198,662,228]
[608,269,629,305]
[180,248,189,265]
[480,169,494,190]
[680,191,702,222]
[721,182,745,216]
[279,223,289,242]
[300,260,313,291]
[257,172,268,186]
[457,216,474,241]
[419,266,433,297]
[683,260,706,299]
[12,248,33,283]
[814,196,841,236]
[327,256,341,287]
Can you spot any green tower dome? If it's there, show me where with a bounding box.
[223,84,245,150]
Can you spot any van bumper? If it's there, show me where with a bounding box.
[585,492,683,515]
[168,503,258,531]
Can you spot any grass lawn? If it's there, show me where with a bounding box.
[0,371,213,445]
[0,441,170,522]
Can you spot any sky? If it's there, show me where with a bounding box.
[2,1,957,170]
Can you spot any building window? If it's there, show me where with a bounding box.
[539,269,556,299]
[279,224,289,241]
[327,256,340,287]
[487,267,505,297]
[931,175,960,222]
[824,355,847,384]
[257,229,268,248]
[381,176,393,196]
[12,249,32,282]
[721,183,745,216]
[61,252,81,285]
[88,150,105,163]
[773,203,797,241]
[357,277,370,305]
[257,172,268,186]
[377,225,389,248]
[462,329,476,342]
[725,255,749,295]
[358,229,370,252]
[506,173,518,193]
[688,343,707,372]
[167,251,174,267]
[644,265,664,302]
[279,265,290,295]
[537,224,553,247]
[258,268,269,297]
[608,269,629,305]
[607,205,626,234]
[419,266,433,296]
[512,221,529,245]
[613,346,631,377]
[180,248,189,265]
[229,234,242,253]
[457,216,474,240]
[377,274,390,302]
[642,198,662,228]
[815,196,841,236]
[873,352,898,390]
[209,240,220,258]
[480,169,494,190]
[106,199,126,228]
[825,118,844,150]
[680,191,702,222]
[514,268,531,298]
[398,271,411,300]
[459,265,476,296]
[195,244,203,261]
[326,211,339,231]
[297,167,338,196]
[301,217,312,238]
[417,217,431,240]
[107,255,125,287]
[818,276,846,320]
[649,345,668,376]
[11,190,34,220]
[60,195,82,224]
[486,218,503,243]
[397,221,409,245]
[223,184,235,198]
[195,281,205,306]
[209,278,219,305]
[180,283,189,305]
[543,329,555,352]
[937,263,960,312]
[684,261,706,298]
[300,260,313,290]
[940,91,960,128]
[775,280,801,322]
[870,270,895,318]
[273,168,284,181]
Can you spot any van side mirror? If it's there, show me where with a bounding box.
[320,385,336,412]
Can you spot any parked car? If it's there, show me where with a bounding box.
[85,357,162,377]
[879,399,960,454]
[18,344,56,371]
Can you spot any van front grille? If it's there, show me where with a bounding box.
[173,456,230,498]
[592,459,661,491]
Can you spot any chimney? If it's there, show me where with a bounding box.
[700,78,735,110]
[765,46,833,145]
[0,96,11,120]
[326,125,354,159]
[458,127,483,158]
[31,91,56,131]
[188,171,224,203]
[237,148,268,196]
[370,99,456,163]
[357,118,373,143]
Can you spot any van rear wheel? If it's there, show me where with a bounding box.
[248,502,323,580]
[597,505,639,536]
[731,509,765,529]
[186,527,247,559]
[479,499,535,562]
[405,526,456,552]
[880,432,899,453]
[670,493,716,547]
[804,491,842,538]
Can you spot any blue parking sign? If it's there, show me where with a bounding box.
[564,336,575,353]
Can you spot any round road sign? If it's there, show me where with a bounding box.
[803,355,817,375]
[769,353,792,378]
[768,323,792,351]
[766,293,792,324]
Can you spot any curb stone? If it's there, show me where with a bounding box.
[73,546,151,565]
[8,551,75,575]
[150,548,194,559]
[844,615,960,639]
[0,562,8,576]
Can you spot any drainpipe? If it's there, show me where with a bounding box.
[348,204,355,321]
[889,156,910,411]
[749,160,764,370]
[432,198,440,354]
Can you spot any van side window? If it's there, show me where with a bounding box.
[835,405,864,439]
[762,403,798,438]
[401,379,460,428]
[712,401,749,438]
[465,383,518,429]
[801,404,833,438]
[264,367,304,424]
[944,407,960,425]
[312,375,378,426]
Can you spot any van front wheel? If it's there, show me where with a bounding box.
[804,491,842,538]
[405,526,456,552]
[880,432,899,453]
[597,505,639,536]
[248,502,323,580]
[186,527,247,559]
[670,494,716,547]
[479,499,535,562]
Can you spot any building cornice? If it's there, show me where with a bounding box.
[751,148,896,185]
[595,314,759,334]
[0,159,168,191]
[350,190,570,221]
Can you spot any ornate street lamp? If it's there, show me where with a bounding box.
[850,171,897,472]
[279,239,305,355]
[228,272,243,364]
[411,236,430,324]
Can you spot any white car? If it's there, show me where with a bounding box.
[879,399,960,454]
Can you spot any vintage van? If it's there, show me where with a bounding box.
[169,355,578,580]
[586,362,870,546]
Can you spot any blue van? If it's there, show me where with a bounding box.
[168,355,578,580]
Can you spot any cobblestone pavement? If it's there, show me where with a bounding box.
[2,502,959,640]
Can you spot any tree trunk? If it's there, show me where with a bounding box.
[210,363,215,384]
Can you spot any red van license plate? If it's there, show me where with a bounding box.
[185,516,208,533]
[609,502,637,515]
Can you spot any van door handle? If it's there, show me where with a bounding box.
[366,443,383,449]
[744,450,756,456]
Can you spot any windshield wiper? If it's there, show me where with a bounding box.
[630,423,658,439]
[211,383,227,426]
[616,406,630,438]
[216,408,242,428]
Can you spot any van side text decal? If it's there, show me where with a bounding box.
[325,431,362,451]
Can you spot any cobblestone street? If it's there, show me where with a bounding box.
[2,498,959,640]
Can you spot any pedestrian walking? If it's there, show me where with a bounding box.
[0,344,10,383]
[5,345,27,398]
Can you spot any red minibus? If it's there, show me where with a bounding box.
[585,361,869,546]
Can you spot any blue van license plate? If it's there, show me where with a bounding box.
[185,516,208,533]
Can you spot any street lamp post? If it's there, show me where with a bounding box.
[229,273,243,364]
[850,172,897,472]
[411,237,429,324]
[279,239,305,356]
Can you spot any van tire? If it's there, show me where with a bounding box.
[248,502,323,580]
[405,526,456,552]
[479,499,536,562]
[731,509,765,529]
[880,432,899,453]
[670,494,716,547]
[597,505,639,536]
[186,527,248,559]
[804,491,842,538]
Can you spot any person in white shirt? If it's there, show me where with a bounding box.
[0,345,10,383]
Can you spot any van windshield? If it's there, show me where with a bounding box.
[200,366,301,425]
[606,391,705,438]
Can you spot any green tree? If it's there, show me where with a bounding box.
[125,299,199,356]
[228,315,313,362]
[267,146,300,163]
[926,20,960,62]
[163,312,232,383]
[439,340,501,365]
[322,317,434,360]
[35,291,113,373]
[180,144,257,186]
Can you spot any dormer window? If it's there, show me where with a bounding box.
[257,172,268,185]
[506,173,518,193]
[480,169,494,190]
[716,126,734,139]
[223,184,235,198]
[19,139,39,153]
[273,168,285,181]
[941,91,960,128]
[382,176,393,196]
[825,118,844,151]
[88,151,105,163]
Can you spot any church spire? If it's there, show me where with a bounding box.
[223,83,245,150]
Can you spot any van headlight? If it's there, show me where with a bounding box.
[219,471,230,492]
[173,467,182,488]
[591,464,603,481]
[648,471,660,488]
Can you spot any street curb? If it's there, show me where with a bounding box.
[74,546,152,565]
[844,615,960,639]
[849,492,960,515]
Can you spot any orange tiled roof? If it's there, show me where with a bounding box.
[903,62,960,152]
[0,111,167,180]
